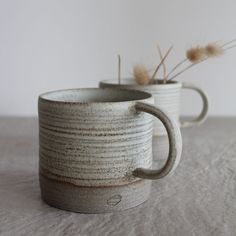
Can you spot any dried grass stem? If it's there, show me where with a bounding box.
[157,45,167,83]
[168,58,207,81]
[151,46,173,81]
[118,54,121,84]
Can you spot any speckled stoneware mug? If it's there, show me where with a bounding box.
[38,88,182,213]
[99,79,209,135]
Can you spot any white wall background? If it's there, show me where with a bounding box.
[0,0,236,116]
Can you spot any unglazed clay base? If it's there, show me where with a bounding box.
[40,174,151,213]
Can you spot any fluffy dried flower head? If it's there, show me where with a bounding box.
[205,43,224,57]
[186,46,206,63]
[133,64,150,85]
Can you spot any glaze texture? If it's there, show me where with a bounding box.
[38,90,153,187]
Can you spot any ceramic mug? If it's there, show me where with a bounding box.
[38,88,182,213]
[99,79,209,135]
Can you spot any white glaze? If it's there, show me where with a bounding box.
[99,79,208,135]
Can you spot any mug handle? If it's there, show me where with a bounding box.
[133,102,182,179]
[180,82,209,128]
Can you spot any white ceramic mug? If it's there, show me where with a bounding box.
[99,79,209,135]
[38,88,182,213]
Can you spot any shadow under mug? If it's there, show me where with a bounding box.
[38,88,182,213]
[99,79,209,136]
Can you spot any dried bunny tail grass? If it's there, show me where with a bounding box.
[117,54,121,84]
[133,64,150,85]
[205,43,224,57]
[186,46,206,63]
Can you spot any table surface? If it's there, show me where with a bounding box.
[0,117,236,236]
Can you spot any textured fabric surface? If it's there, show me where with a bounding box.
[0,117,235,236]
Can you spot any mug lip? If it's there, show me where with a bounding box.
[99,78,182,89]
[38,87,153,105]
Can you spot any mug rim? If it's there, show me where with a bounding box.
[99,78,182,89]
[38,87,153,105]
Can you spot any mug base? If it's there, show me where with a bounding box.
[40,174,151,214]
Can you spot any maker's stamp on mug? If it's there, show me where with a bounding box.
[107,195,122,206]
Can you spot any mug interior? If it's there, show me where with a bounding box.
[100,79,179,87]
[40,88,151,103]
[103,79,137,85]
